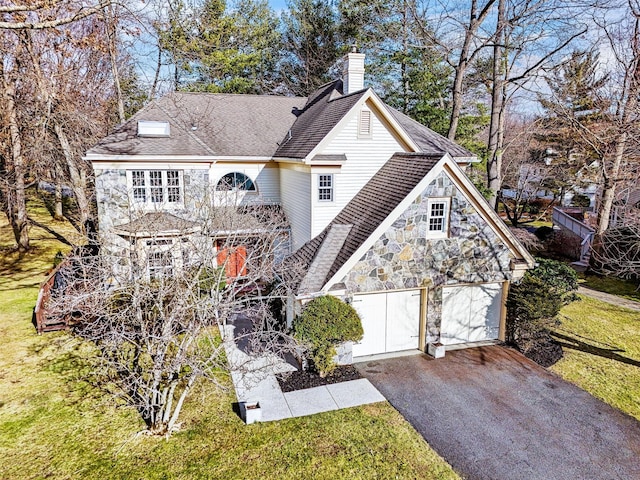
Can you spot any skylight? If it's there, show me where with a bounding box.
[137,120,170,137]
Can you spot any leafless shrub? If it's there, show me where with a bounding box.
[48,199,302,436]
[591,225,640,286]
[509,227,543,253]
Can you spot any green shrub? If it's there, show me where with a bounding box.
[506,258,579,366]
[292,296,364,377]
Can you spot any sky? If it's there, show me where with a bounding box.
[268,0,288,11]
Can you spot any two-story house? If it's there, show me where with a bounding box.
[86,51,534,359]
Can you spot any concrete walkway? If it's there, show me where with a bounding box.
[357,346,640,480]
[578,285,640,311]
[221,323,385,423]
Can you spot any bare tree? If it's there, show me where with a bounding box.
[0,31,30,250]
[0,0,112,30]
[485,0,589,209]
[410,0,498,141]
[49,194,300,435]
[499,114,552,226]
[0,1,116,248]
[591,225,640,285]
[535,1,640,238]
[591,1,640,235]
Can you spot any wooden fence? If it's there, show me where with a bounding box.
[33,260,71,334]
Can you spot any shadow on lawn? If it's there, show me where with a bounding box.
[32,338,100,404]
[552,331,640,368]
[0,246,52,292]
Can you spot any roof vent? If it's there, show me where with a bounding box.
[137,120,170,137]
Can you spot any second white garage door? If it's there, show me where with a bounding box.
[440,283,503,345]
[351,290,421,357]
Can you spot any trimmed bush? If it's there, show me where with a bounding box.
[292,296,364,377]
[506,258,579,366]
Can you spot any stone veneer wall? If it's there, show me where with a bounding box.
[340,171,513,343]
[94,168,210,234]
[94,168,292,276]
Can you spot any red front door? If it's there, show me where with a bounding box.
[217,245,247,278]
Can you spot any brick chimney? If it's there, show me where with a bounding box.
[342,46,365,94]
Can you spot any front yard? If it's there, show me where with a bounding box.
[0,209,458,480]
[2,201,638,479]
[552,295,640,421]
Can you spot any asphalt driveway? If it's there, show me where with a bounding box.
[355,346,640,480]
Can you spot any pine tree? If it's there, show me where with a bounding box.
[534,50,609,201]
[279,0,341,96]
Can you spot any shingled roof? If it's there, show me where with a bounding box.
[87,92,304,157]
[290,153,442,293]
[113,212,201,237]
[87,83,475,162]
[386,107,476,160]
[274,80,367,159]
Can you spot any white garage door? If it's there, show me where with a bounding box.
[440,283,503,345]
[351,290,421,357]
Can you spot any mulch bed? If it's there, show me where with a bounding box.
[276,365,362,393]
[515,332,564,368]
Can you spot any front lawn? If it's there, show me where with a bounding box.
[0,211,458,479]
[579,273,640,302]
[551,295,640,421]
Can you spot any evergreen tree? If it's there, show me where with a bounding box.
[534,50,609,199]
[157,0,282,93]
[279,0,341,96]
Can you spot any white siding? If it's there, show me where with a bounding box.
[210,162,280,206]
[312,106,406,236]
[280,164,312,250]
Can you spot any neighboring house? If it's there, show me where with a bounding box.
[502,153,599,209]
[610,188,640,228]
[85,51,534,358]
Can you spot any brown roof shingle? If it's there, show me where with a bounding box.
[87,84,475,162]
[87,92,305,157]
[274,80,367,159]
[113,212,200,236]
[386,107,476,159]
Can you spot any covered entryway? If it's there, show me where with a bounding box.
[440,282,503,345]
[351,289,421,357]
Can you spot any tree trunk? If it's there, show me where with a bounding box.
[104,4,125,123]
[486,0,506,210]
[53,122,92,230]
[596,131,627,235]
[54,182,64,220]
[447,0,476,141]
[446,0,496,141]
[0,61,30,251]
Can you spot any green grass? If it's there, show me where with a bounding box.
[551,295,640,421]
[520,219,552,229]
[0,203,459,479]
[578,273,640,302]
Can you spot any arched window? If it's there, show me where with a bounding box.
[216,172,256,192]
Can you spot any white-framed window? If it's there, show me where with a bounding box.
[147,250,173,280]
[358,110,372,137]
[129,170,183,206]
[318,174,334,202]
[216,172,256,192]
[427,198,450,238]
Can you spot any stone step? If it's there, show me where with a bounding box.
[570,261,589,272]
